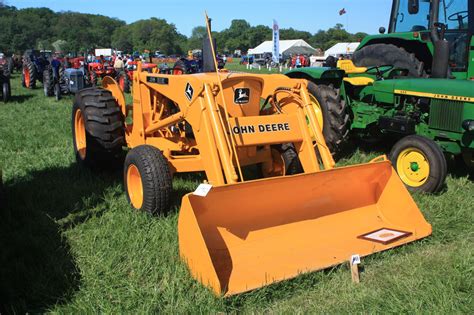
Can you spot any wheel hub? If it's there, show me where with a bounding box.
[127,164,144,209]
[396,148,430,187]
[74,109,87,160]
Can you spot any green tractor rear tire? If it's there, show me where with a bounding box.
[390,135,447,193]
[353,43,426,77]
[307,82,351,158]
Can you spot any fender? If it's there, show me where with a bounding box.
[285,67,345,83]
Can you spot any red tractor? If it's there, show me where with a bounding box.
[87,56,116,86]
[68,56,85,69]
[117,60,157,93]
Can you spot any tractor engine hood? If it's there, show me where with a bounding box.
[373,79,474,104]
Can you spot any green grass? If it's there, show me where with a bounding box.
[0,71,473,313]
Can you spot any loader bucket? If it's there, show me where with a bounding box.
[178,160,432,296]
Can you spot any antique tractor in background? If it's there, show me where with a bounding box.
[0,54,11,102]
[87,56,116,86]
[43,55,90,100]
[21,49,51,89]
[117,60,157,93]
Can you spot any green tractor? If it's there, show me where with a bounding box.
[286,0,473,193]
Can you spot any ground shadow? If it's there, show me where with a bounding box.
[0,163,122,313]
[8,94,34,104]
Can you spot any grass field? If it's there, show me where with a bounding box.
[0,69,473,314]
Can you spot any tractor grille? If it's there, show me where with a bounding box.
[429,99,464,132]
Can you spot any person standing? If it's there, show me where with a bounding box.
[114,56,124,72]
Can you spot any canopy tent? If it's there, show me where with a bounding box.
[324,42,360,58]
[248,39,317,57]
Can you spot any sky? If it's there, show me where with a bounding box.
[6,0,393,36]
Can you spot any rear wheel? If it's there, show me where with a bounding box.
[307,82,350,158]
[72,88,125,167]
[54,82,61,101]
[90,71,98,86]
[124,145,172,215]
[352,43,425,77]
[390,135,447,193]
[2,81,9,102]
[118,71,130,93]
[22,61,37,88]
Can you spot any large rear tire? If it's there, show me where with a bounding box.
[352,43,426,77]
[90,71,98,86]
[307,82,351,158]
[118,71,130,93]
[2,81,9,103]
[22,61,37,89]
[72,88,125,167]
[390,135,447,193]
[124,145,172,215]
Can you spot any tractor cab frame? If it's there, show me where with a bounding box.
[357,0,473,79]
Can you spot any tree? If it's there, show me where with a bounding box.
[0,7,369,56]
[187,26,207,50]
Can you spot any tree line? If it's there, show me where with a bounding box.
[0,3,368,55]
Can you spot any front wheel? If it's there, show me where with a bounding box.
[124,145,173,215]
[54,82,61,101]
[390,135,447,193]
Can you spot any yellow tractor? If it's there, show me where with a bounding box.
[71,16,432,296]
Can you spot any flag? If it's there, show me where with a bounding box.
[339,8,347,16]
[272,19,280,64]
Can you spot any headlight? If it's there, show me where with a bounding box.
[462,120,474,132]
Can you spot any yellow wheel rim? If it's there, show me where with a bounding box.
[127,164,144,209]
[74,109,86,160]
[309,93,324,129]
[396,148,430,187]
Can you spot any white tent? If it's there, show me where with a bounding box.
[324,42,360,58]
[248,39,317,57]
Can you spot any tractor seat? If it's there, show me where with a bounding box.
[343,77,374,86]
[337,60,367,74]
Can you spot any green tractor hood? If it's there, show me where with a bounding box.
[373,79,474,104]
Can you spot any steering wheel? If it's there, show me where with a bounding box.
[448,11,468,28]
[366,65,394,79]
[448,10,468,21]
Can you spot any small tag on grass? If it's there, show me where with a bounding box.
[350,254,361,284]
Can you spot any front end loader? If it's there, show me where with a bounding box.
[71,16,432,296]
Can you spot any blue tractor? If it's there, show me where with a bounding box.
[21,50,51,89]
[43,57,89,101]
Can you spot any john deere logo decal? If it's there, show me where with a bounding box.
[185,83,194,101]
[234,88,250,104]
